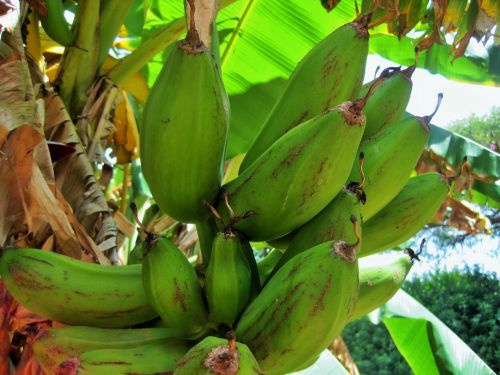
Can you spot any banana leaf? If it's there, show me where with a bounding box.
[381,290,496,375]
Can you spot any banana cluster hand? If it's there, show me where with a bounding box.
[0,10,451,372]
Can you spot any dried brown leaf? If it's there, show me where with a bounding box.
[0,125,42,245]
[43,89,118,262]
[77,78,117,163]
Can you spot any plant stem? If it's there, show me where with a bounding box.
[55,0,100,115]
[98,0,134,68]
[120,162,131,213]
[196,217,218,265]
[108,17,185,86]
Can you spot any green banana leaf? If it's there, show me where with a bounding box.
[291,350,350,375]
[381,290,496,375]
[369,33,499,86]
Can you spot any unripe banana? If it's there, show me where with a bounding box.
[218,101,366,242]
[33,326,183,374]
[272,189,362,274]
[142,235,209,338]
[38,0,74,46]
[140,31,229,223]
[358,65,415,140]
[236,241,359,375]
[348,96,442,221]
[174,333,262,374]
[360,172,449,257]
[351,254,413,320]
[240,17,369,172]
[0,248,156,328]
[205,231,252,326]
[58,340,190,374]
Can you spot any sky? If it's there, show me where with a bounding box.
[365,55,500,128]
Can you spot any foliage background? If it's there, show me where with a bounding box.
[343,267,500,374]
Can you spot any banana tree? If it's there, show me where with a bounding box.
[0,0,498,373]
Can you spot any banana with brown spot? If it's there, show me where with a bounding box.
[142,236,209,339]
[33,326,185,374]
[235,240,359,374]
[0,248,157,328]
[217,100,366,242]
[360,172,449,257]
[240,17,370,173]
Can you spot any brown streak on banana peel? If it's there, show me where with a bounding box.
[312,274,333,315]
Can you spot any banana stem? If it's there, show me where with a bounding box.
[119,163,131,213]
[56,0,100,114]
[98,0,133,68]
[108,17,185,86]
[196,217,217,265]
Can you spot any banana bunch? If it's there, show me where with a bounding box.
[1,6,453,371]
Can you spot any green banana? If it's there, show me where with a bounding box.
[59,340,190,374]
[33,326,183,374]
[174,333,262,374]
[272,189,362,275]
[218,100,366,242]
[205,231,252,326]
[0,248,157,327]
[142,235,209,338]
[351,254,413,320]
[140,29,229,223]
[239,17,369,172]
[38,0,74,46]
[360,172,449,257]
[235,241,359,375]
[358,65,415,140]
[256,249,284,285]
[348,95,442,221]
